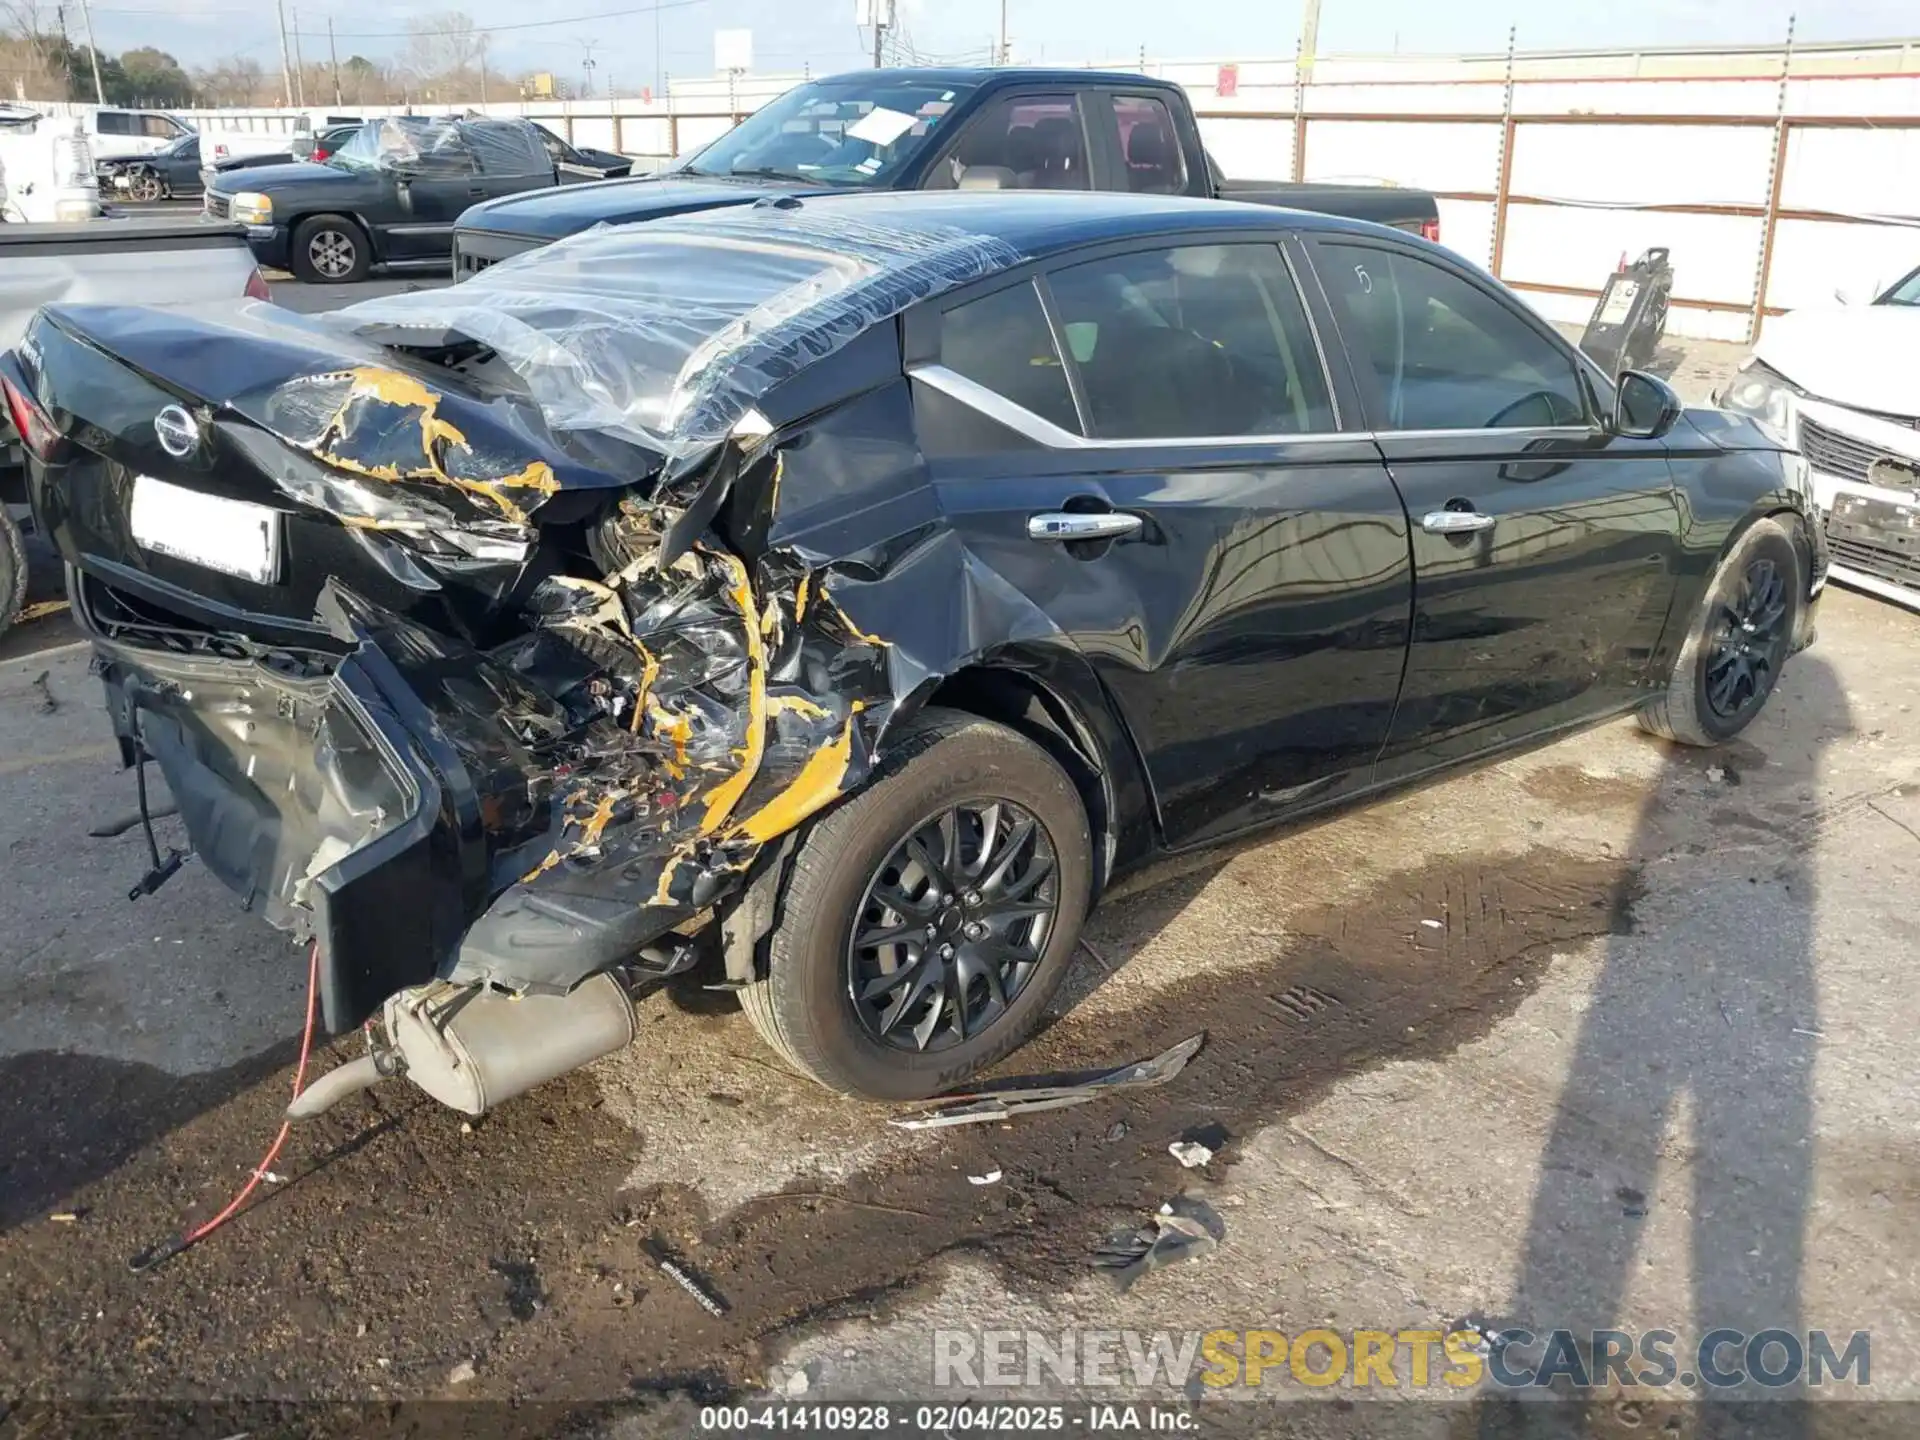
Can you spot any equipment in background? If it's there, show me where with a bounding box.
[1580,247,1673,378]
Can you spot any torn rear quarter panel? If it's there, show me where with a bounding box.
[28,208,1122,1013]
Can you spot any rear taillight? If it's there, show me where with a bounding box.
[244,267,272,302]
[2,374,63,461]
[1419,217,1441,244]
[312,147,332,162]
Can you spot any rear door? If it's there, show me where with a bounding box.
[1303,234,1683,774]
[907,233,1413,850]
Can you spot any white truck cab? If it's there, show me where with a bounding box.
[82,107,192,159]
[0,108,101,223]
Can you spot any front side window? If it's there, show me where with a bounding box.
[1879,265,1920,306]
[1046,243,1334,439]
[925,95,1089,192]
[937,280,1080,433]
[1109,95,1186,195]
[1318,244,1587,430]
[141,114,183,139]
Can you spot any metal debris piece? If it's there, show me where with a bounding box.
[888,1033,1205,1131]
[968,1169,1003,1186]
[30,670,56,713]
[1090,1195,1223,1292]
[1168,1141,1213,1169]
[646,1238,728,1317]
[49,1209,86,1224]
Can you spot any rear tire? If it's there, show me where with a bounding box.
[1638,516,1800,747]
[738,707,1093,1101]
[291,214,370,284]
[0,507,25,639]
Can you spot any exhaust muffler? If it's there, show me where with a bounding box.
[287,972,639,1120]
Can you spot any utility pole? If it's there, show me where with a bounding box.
[872,0,893,67]
[580,40,597,99]
[291,7,306,107]
[478,34,488,106]
[997,0,1007,64]
[274,0,295,107]
[653,0,663,100]
[1298,0,1322,84]
[328,15,342,106]
[75,0,104,103]
[53,3,74,98]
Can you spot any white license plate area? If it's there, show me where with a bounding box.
[129,475,282,584]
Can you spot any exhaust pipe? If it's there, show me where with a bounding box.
[287,972,639,1120]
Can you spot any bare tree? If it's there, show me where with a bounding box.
[404,10,482,89]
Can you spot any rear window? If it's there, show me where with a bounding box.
[938,281,1079,432]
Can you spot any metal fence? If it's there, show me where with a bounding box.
[54,36,1920,344]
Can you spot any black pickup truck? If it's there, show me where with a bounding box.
[453,67,1440,274]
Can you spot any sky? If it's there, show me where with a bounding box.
[64,0,1920,93]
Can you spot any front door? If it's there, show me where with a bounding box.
[390,145,487,260]
[908,237,1413,849]
[1305,237,1683,773]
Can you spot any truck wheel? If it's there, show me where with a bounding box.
[0,507,27,639]
[737,707,1093,1101]
[292,214,370,284]
[1638,516,1800,747]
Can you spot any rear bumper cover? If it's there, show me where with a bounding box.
[94,623,474,1032]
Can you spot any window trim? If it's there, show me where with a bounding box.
[1303,232,1613,434]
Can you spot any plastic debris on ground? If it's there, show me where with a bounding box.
[967,1169,1003,1186]
[1167,1140,1213,1169]
[888,1033,1205,1130]
[1090,1195,1224,1292]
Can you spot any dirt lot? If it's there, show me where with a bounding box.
[2,337,1918,1436]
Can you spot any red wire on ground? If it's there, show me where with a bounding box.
[129,940,322,1272]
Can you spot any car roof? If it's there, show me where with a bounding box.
[654,190,1388,262]
[813,66,1176,90]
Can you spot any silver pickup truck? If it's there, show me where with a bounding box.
[0,216,263,637]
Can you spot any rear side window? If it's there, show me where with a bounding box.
[1318,244,1587,430]
[1110,95,1187,194]
[97,112,133,136]
[925,95,1089,192]
[1045,243,1334,439]
[938,280,1080,433]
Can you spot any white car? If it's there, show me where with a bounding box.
[1718,266,1920,612]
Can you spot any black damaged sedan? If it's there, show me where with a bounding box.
[2,192,1824,1111]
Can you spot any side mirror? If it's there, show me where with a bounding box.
[1613,369,1683,440]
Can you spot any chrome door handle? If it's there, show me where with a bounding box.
[1421,509,1497,534]
[1028,512,1142,542]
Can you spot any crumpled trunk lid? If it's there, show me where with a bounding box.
[18,300,658,642]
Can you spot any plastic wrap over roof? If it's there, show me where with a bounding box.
[322,206,1027,458]
[342,115,549,178]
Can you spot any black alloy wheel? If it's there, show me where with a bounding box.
[1704,555,1789,721]
[847,800,1059,1054]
